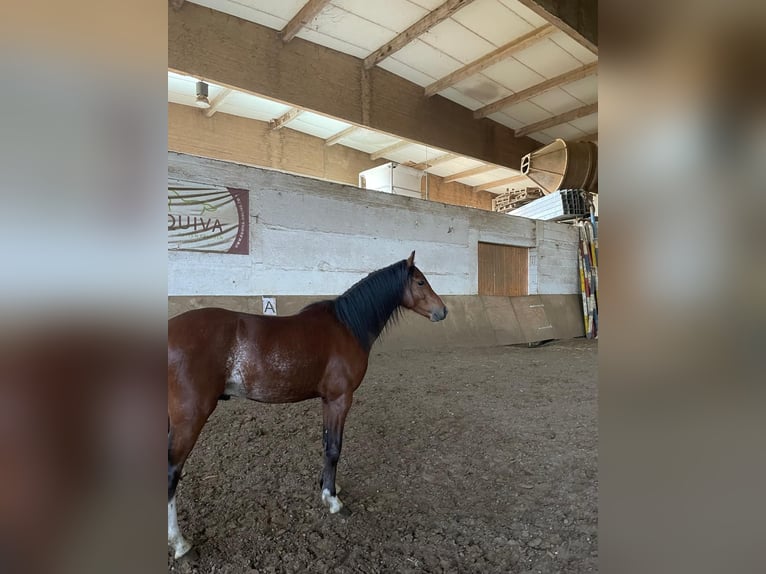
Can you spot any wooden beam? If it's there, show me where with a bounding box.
[325,125,359,146]
[363,0,476,69]
[170,0,185,10]
[411,153,458,170]
[473,62,597,118]
[169,3,540,168]
[269,108,304,130]
[203,87,232,117]
[443,164,496,183]
[280,0,331,43]
[515,103,597,137]
[370,140,411,160]
[473,174,527,192]
[424,25,555,97]
[514,0,597,54]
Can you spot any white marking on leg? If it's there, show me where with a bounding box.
[168,496,192,559]
[321,488,343,514]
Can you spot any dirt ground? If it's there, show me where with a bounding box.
[169,339,597,573]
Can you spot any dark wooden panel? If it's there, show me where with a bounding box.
[478,242,528,296]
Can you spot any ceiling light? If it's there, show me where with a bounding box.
[195,81,210,109]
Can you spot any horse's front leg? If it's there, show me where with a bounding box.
[320,392,352,514]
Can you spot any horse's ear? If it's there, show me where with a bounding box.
[406,251,415,268]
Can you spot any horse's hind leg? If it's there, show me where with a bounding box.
[167,379,219,559]
[320,392,352,514]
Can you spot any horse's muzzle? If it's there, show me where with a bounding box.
[430,306,448,322]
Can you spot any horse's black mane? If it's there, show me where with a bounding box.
[330,259,411,352]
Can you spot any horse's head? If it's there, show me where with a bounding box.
[401,251,448,322]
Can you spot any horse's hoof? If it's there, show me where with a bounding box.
[321,488,343,514]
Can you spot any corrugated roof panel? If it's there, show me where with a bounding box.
[452,0,535,46]
[428,157,484,177]
[406,0,445,10]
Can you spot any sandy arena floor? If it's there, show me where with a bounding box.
[169,339,597,573]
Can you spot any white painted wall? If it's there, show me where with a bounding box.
[168,153,579,297]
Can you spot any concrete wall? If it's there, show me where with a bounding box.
[169,152,579,297]
[168,152,583,344]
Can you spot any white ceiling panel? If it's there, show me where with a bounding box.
[513,37,585,79]
[560,75,598,104]
[215,92,292,121]
[538,123,586,140]
[502,100,551,124]
[190,0,302,30]
[450,75,512,105]
[407,0,446,10]
[289,112,354,139]
[496,0,549,27]
[393,39,465,79]
[438,87,484,111]
[453,0,535,46]
[340,129,401,154]
[529,87,586,113]
[460,167,513,186]
[333,0,428,34]
[295,28,370,58]
[307,5,396,52]
[379,143,421,163]
[530,133,555,144]
[481,58,545,92]
[568,113,598,133]
[550,31,598,64]
[421,18,495,63]
[486,111,524,130]
[379,58,436,87]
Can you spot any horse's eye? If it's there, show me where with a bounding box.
[417,280,425,286]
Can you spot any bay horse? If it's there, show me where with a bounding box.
[168,251,447,559]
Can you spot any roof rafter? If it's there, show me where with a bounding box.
[280,0,331,43]
[473,174,527,192]
[370,140,411,160]
[325,125,359,146]
[203,87,232,117]
[443,164,497,183]
[473,62,597,118]
[424,25,555,97]
[515,102,597,137]
[269,107,304,130]
[363,0,476,70]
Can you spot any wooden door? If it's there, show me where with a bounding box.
[478,242,528,296]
